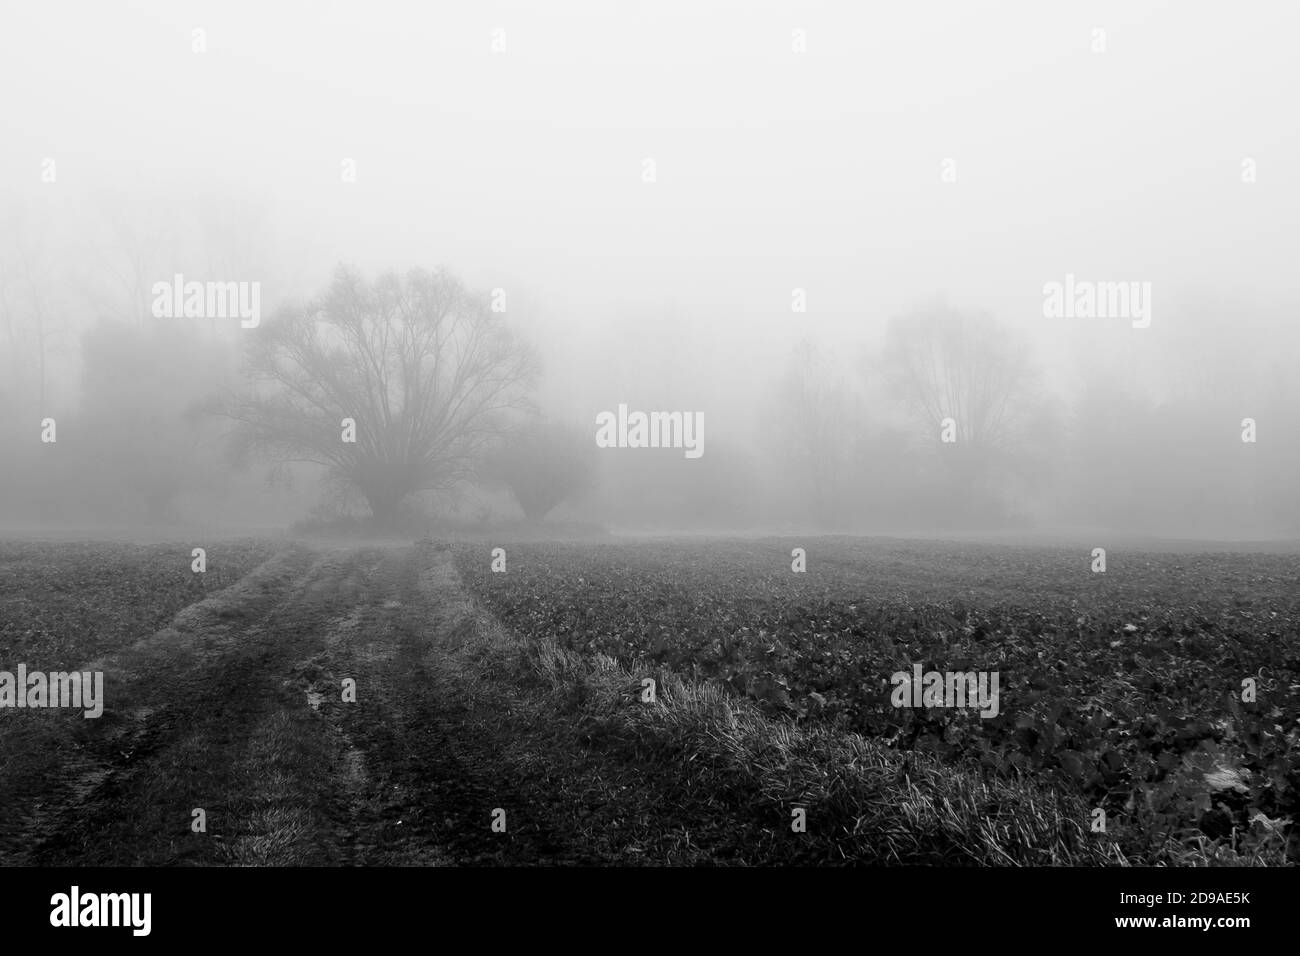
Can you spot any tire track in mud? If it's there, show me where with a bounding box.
[4,541,612,866]
[307,546,602,865]
[0,548,304,864]
[3,546,390,865]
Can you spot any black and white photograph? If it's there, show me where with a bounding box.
[0,0,1294,939]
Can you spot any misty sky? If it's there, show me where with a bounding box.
[3,1,1298,425]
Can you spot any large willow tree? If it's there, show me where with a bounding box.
[222,265,536,527]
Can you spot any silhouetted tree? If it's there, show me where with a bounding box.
[881,305,1039,524]
[221,265,536,527]
[485,421,597,521]
[79,321,232,522]
[770,340,858,527]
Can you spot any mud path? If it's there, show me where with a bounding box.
[0,542,601,866]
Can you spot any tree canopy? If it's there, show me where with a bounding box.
[222,265,536,526]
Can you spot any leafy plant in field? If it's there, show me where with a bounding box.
[454,539,1300,863]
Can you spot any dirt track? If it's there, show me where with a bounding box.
[1,543,605,866]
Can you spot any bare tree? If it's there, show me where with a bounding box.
[221,265,537,527]
[79,320,234,523]
[881,305,1033,451]
[881,304,1040,523]
[770,340,857,527]
[0,202,61,414]
[484,420,597,521]
[84,196,175,325]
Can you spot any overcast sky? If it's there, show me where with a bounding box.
[3,1,1298,420]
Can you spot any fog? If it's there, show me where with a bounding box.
[2,1,1297,539]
